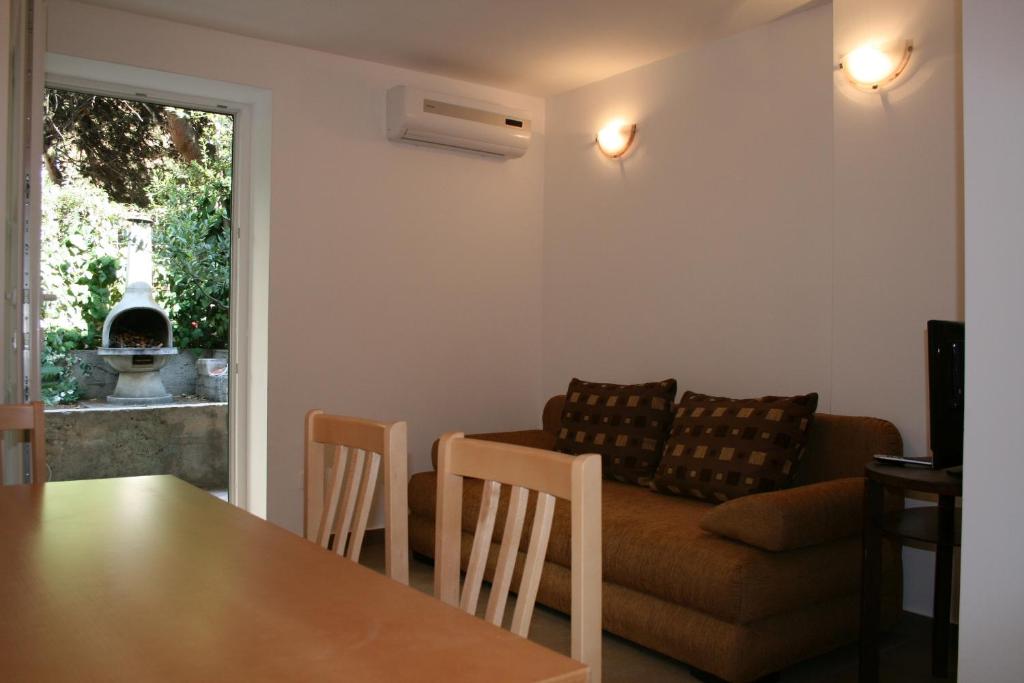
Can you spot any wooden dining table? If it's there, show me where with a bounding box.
[0,475,587,682]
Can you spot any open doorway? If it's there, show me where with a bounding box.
[39,87,233,500]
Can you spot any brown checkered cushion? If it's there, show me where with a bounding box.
[555,378,677,486]
[651,391,818,502]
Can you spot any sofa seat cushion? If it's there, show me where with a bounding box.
[409,472,865,624]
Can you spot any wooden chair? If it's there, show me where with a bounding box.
[303,410,409,585]
[435,432,602,681]
[0,402,47,485]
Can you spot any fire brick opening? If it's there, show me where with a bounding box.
[107,308,170,349]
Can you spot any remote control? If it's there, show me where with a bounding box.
[873,454,934,468]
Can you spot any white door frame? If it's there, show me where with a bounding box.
[2,0,46,484]
[42,54,271,517]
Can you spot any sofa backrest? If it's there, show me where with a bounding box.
[541,395,903,486]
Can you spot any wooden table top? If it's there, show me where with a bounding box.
[0,476,587,683]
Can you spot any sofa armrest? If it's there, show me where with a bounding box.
[699,477,869,552]
[430,429,558,470]
[542,395,567,433]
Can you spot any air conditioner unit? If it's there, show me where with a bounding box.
[386,85,531,158]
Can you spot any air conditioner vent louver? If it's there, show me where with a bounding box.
[401,134,506,158]
[387,86,531,159]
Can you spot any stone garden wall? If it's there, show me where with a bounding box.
[45,403,228,489]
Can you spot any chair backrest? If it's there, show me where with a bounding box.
[303,410,409,585]
[435,432,602,681]
[0,402,47,485]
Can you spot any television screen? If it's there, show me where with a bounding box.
[927,320,965,469]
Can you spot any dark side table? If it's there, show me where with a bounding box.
[859,462,962,682]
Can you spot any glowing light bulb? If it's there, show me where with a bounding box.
[841,41,913,90]
[596,120,636,158]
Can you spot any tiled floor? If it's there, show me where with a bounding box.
[358,540,949,682]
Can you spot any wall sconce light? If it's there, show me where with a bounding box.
[839,40,913,91]
[596,119,636,158]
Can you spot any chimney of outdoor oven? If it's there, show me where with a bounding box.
[126,214,154,288]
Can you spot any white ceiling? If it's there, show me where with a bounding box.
[75,0,822,96]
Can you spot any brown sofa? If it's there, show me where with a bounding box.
[408,395,903,682]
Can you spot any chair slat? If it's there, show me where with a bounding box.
[317,445,347,548]
[347,451,381,563]
[460,479,501,615]
[509,491,556,638]
[333,448,366,556]
[484,484,529,627]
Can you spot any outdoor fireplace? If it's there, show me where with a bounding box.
[97,216,178,405]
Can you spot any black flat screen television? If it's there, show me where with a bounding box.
[927,320,965,469]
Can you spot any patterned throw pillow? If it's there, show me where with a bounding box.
[555,378,677,486]
[651,391,818,502]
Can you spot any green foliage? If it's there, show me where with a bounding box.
[44,89,211,208]
[76,256,122,348]
[41,175,126,341]
[149,115,232,349]
[41,328,86,406]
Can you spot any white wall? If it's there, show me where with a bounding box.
[543,5,834,401]
[832,0,962,459]
[833,0,963,617]
[959,1,1024,680]
[545,2,963,616]
[44,0,547,533]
